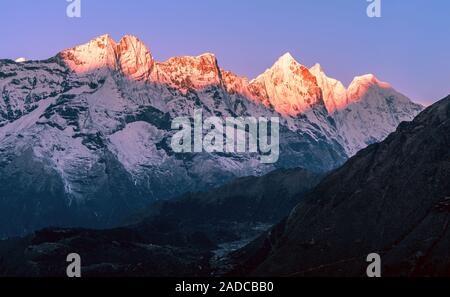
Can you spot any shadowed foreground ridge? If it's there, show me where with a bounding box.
[228,95,450,277]
[0,168,322,276]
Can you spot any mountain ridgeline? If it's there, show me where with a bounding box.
[0,34,422,237]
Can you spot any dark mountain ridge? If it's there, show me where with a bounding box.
[0,167,322,276]
[227,95,450,276]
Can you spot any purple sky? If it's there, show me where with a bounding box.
[1,0,449,105]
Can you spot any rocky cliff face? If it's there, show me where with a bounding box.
[0,34,422,237]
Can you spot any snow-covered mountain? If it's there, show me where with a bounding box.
[0,34,423,237]
[309,64,424,155]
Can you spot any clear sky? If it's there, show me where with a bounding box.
[0,0,449,105]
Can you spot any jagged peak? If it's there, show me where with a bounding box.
[349,74,391,89]
[59,34,157,79]
[59,34,118,74]
[158,53,220,77]
[309,63,348,113]
[310,63,324,74]
[271,52,301,70]
[156,52,222,91]
[250,52,325,116]
[78,34,148,51]
[117,35,152,54]
[309,63,345,88]
[198,52,216,59]
[195,52,219,66]
[61,34,117,54]
[278,52,296,62]
[87,34,117,48]
[254,52,310,81]
[14,57,27,63]
[116,35,154,81]
[119,34,140,43]
[346,74,400,104]
[162,52,218,65]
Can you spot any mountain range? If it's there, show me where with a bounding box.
[0,34,422,237]
[0,95,448,277]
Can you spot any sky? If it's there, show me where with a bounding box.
[0,0,449,105]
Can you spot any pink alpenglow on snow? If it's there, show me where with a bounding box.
[58,34,421,125]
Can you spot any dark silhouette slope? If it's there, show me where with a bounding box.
[228,95,450,277]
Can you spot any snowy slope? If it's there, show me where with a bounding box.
[0,35,423,237]
[310,64,423,155]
